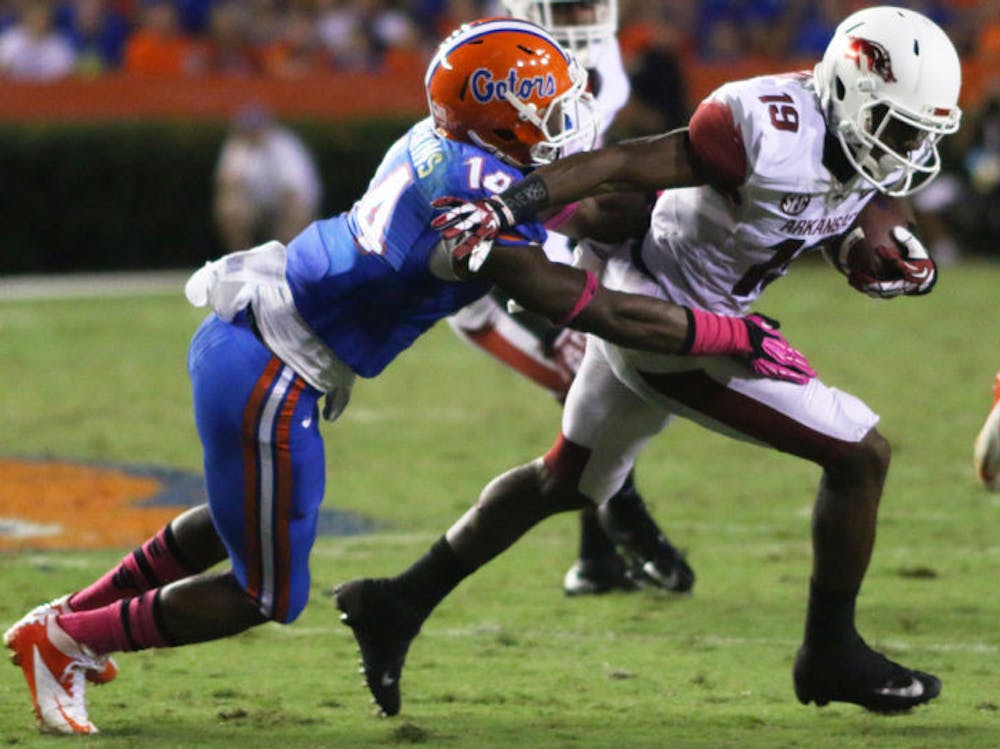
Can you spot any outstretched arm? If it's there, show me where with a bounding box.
[433,129,703,249]
[505,129,703,216]
[483,241,689,352]
[432,99,755,261]
[478,243,815,384]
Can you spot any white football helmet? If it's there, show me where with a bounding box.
[814,6,962,196]
[500,0,617,68]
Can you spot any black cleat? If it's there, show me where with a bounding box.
[632,551,695,594]
[334,578,422,717]
[563,555,638,595]
[793,637,941,713]
[598,492,695,593]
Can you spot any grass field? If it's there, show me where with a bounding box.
[2,258,998,748]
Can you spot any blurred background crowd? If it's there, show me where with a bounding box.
[1,0,997,84]
[0,0,998,264]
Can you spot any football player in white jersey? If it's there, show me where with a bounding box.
[448,0,695,596]
[338,7,961,714]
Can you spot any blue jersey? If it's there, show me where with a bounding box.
[284,118,547,378]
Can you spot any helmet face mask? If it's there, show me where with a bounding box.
[838,95,952,195]
[814,6,962,196]
[500,0,617,68]
[425,18,599,168]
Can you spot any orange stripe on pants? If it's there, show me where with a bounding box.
[272,377,305,623]
[241,356,283,602]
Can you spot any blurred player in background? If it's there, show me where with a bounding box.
[0,0,76,81]
[973,371,1000,490]
[213,104,322,251]
[448,0,694,596]
[337,6,960,716]
[3,18,812,735]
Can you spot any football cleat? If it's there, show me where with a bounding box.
[5,595,118,685]
[973,372,1000,491]
[633,551,696,594]
[8,615,101,734]
[793,636,941,712]
[563,555,638,596]
[334,578,423,717]
[597,490,696,593]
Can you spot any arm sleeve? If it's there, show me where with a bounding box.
[687,99,748,189]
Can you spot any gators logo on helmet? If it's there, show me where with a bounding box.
[425,17,597,167]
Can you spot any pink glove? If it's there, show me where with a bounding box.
[743,314,816,385]
[687,308,816,385]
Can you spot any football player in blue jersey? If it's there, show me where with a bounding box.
[4,18,813,735]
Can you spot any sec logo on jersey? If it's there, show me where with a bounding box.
[780,194,812,216]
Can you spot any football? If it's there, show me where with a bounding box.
[825,194,915,279]
[973,375,1000,491]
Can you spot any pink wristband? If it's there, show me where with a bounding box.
[687,307,750,355]
[543,201,581,231]
[553,270,599,327]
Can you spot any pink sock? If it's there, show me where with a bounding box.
[68,525,194,611]
[57,590,170,655]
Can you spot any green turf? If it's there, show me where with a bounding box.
[1,258,998,747]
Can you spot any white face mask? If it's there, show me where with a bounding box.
[836,97,958,196]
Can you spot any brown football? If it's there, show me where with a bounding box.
[838,195,915,278]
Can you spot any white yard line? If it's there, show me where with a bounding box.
[277,623,999,654]
[0,270,192,302]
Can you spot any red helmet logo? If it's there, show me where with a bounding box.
[844,36,897,83]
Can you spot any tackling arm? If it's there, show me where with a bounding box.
[478,243,815,384]
[430,130,702,264]
[482,243,689,354]
[493,130,702,226]
[431,106,743,256]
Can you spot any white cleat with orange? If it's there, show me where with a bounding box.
[7,615,101,734]
[4,595,117,684]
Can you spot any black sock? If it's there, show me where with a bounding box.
[391,536,476,620]
[578,508,617,560]
[803,579,860,649]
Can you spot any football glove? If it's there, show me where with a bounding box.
[431,195,516,272]
[743,314,816,385]
[849,226,937,299]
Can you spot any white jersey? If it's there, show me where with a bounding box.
[642,73,876,316]
[543,36,631,264]
[0,26,75,82]
[215,126,322,214]
[583,36,630,149]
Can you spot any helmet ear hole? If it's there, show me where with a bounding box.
[835,76,846,101]
[493,128,517,141]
